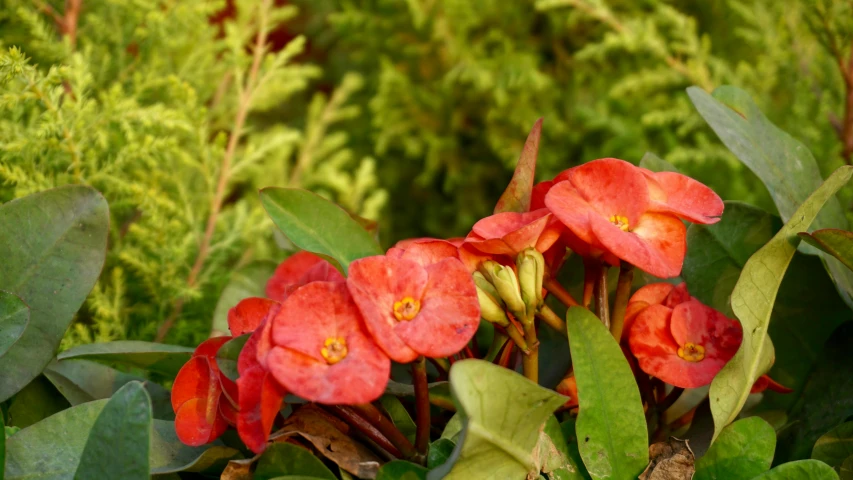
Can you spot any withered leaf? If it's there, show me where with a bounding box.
[639,437,695,480]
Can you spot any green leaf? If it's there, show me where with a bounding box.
[841,455,853,480]
[751,460,839,479]
[427,438,455,469]
[43,359,173,420]
[211,261,276,334]
[565,307,648,479]
[6,376,70,428]
[494,118,541,214]
[0,291,28,358]
[694,417,775,480]
[431,359,566,480]
[254,443,337,480]
[560,420,592,480]
[688,85,853,308]
[56,341,194,377]
[216,334,250,382]
[536,416,586,480]
[1,403,5,480]
[813,422,853,470]
[259,188,383,274]
[709,165,853,441]
[799,229,853,273]
[375,460,428,480]
[73,382,151,480]
[380,395,417,444]
[638,152,679,173]
[0,186,109,401]
[4,399,241,479]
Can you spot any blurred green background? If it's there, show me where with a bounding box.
[1,0,851,346]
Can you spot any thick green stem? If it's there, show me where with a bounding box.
[352,403,419,461]
[504,323,530,353]
[412,356,430,455]
[536,304,567,335]
[543,277,579,307]
[609,264,634,341]
[594,264,610,328]
[521,315,539,383]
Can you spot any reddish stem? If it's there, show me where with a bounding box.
[412,356,430,456]
[544,277,580,307]
[325,405,401,458]
[351,403,418,460]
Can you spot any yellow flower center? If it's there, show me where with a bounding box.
[677,342,705,362]
[393,296,421,321]
[321,337,348,365]
[609,215,631,232]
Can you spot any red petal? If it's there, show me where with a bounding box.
[267,281,391,404]
[175,397,228,446]
[219,397,238,426]
[530,181,554,210]
[457,243,502,272]
[646,171,724,224]
[567,158,649,226]
[193,336,232,360]
[629,283,675,306]
[669,300,742,362]
[237,363,285,453]
[346,257,428,362]
[393,258,480,358]
[622,300,650,343]
[265,252,326,301]
[227,297,280,336]
[468,210,562,256]
[545,181,597,245]
[172,356,217,412]
[397,239,460,266]
[590,212,686,278]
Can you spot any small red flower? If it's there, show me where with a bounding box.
[265,281,391,405]
[266,251,344,301]
[172,337,237,446]
[628,298,742,388]
[621,282,690,342]
[347,255,480,363]
[464,209,563,257]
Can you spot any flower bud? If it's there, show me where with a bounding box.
[479,260,525,316]
[476,285,509,326]
[517,248,545,316]
[473,271,502,305]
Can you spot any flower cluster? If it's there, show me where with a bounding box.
[172,250,480,452]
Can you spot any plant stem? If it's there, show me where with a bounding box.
[609,264,634,341]
[536,304,567,336]
[352,403,419,460]
[503,323,530,353]
[155,0,272,342]
[582,258,599,308]
[543,277,579,307]
[324,405,401,458]
[656,387,684,414]
[498,339,515,368]
[594,264,610,328]
[521,316,539,383]
[412,356,430,455]
[485,332,509,363]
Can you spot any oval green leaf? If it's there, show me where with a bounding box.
[427,438,455,469]
[799,229,853,273]
[57,341,194,377]
[0,290,28,358]
[813,422,853,469]
[433,359,566,480]
[710,165,853,441]
[494,118,541,214]
[694,417,775,480]
[751,459,839,480]
[380,395,417,444]
[566,306,648,479]
[73,382,152,480]
[0,186,109,401]
[259,188,383,274]
[375,460,428,480]
[254,443,337,480]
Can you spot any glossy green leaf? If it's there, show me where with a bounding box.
[73,382,151,480]
[709,165,853,441]
[0,291,28,358]
[841,455,853,480]
[375,460,428,480]
[211,261,276,334]
[813,422,853,470]
[536,416,586,480]
[0,186,109,401]
[43,359,173,420]
[427,438,455,469]
[56,341,194,377]
[494,118,541,214]
[380,395,417,444]
[776,322,853,463]
[800,229,853,273]
[638,152,679,173]
[694,417,775,480]
[4,399,240,479]
[751,459,839,479]
[216,334,249,382]
[259,188,382,274]
[432,359,566,480]
[565,307,648,479]
[254,443,337,480]
[689,85,853,308]
[6,376,69,428]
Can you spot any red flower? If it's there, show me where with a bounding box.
[266,251,343,301]
[750,374,793,394]
[265,281,391,404]
[387,237,461,265]
[556,372,579,410]
[172,337,237,446]
[640,168,724,224]
[621,282,690,342]
[347,255,480,363]
[628,298,742,388]
[464,209,562,257]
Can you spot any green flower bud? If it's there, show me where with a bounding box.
[473,271,502,306]
[517,248,545,315]
[480,260,525,316]
[476,285,509,326]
